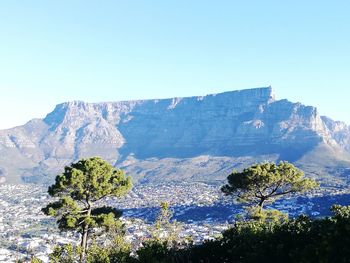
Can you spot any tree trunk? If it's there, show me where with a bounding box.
[258,199,265,213]
[80,225,88,262]
[80,204,91,263]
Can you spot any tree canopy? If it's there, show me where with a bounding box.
[221,161,318,212]
[42,157,132,262]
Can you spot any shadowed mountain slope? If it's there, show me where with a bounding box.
[0,87,349,185]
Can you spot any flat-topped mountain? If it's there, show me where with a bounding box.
[1,87,350,185]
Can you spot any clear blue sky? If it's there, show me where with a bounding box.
[0,0,349,129]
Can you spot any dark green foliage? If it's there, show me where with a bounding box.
[43,205,350,262]
[245,205,288,223]
[136,240,169,263]
[332,204,350,219]
[152,205,350,263]
[48,238,133,263]
[49,243,80,263]
[42,157,132,261]
[91,206,122,218]
[222,162,318,212]
[86,235,134,263]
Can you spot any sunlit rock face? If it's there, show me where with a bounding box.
[0,87,349,184]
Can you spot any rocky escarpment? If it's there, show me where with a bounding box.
[0,87,349,184]
[321,116,350,152]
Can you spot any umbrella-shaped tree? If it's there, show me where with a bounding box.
[221,162,318,214]
[42,157,132,262]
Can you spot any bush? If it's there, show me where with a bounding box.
[43,205,350,263]
[134,205,350,263]
[136,239,169,263]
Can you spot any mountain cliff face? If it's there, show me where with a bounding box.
[0,87,349,185]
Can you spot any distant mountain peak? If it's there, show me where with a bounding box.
[44,87,277,126]
[0,87,349,185]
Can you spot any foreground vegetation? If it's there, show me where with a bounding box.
[161,205,350,263]
[31,157,350,263]
[42,157,132,261]
[34,205,350,263]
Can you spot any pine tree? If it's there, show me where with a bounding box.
[222,161,318,214]
[42,157,132,262]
